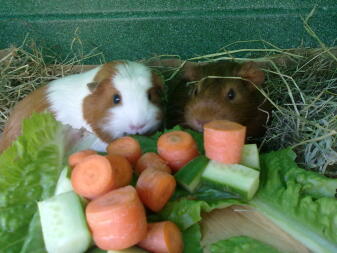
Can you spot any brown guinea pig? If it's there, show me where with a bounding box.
[165,60,270,137]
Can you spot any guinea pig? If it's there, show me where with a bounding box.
[165,60,270,137]
[0,61,163,153]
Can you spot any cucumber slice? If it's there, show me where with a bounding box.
[240,144,260,170]
[108,246,148,253]
[38,191,91,253]
[201,160,260,200]
[175,156,209,193]
[54,166,73,195]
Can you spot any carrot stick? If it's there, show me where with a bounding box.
[204,120,246,164]
[68,149,97,168]
[138,221,183,253]
[107,136,142,165]
[136,168,176,212]
[106,154,133,188]
[135,152,171,174]
[86,186,147,250]
[157,131,199,172]
[71,154,116,199]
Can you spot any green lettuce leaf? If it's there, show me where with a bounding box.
[20,213,45,253]
[270,150,337,198]
[132,132,161,153]
[133,125,204,154]
[158,198,243,230]
[182,224,203,253]
[184,128,204,154]
[251,148,337,253]
[172,185,240,201]
[0,113,96,253]
[210,236,281,253]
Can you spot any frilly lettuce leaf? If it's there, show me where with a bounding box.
[252,148,337,253]
[210,236,281,253]
[0,113,97,253]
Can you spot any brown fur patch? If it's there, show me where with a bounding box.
[94,61,124,83]
[0,86,51,153]
[83,62,164,143]
[83,62,121,143]
[237,61,265,87]
[177,61,270,137]
[149,72,164,121]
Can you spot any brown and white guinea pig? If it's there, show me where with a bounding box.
[0,61,163,153]
[165,60,270,138]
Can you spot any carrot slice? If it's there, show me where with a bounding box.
[86,186,147,250]
[107,136,142,165]
[138,221,183,253]
[106,154,133,188]
[204,120,246,164]
[135,152,171,174]
[68,149,97,168]
[136,168,176,212]
[71,154,115,199]
[157,131,199,172]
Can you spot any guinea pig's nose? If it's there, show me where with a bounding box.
[129,124,145,131]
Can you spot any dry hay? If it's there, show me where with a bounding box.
[0,26,336,176]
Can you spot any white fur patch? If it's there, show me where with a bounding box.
[101,61,161,138]
[46,62,161,151]
[47,66,102,134]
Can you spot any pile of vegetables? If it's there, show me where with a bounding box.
[0,113,337,253]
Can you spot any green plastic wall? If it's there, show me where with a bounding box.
[1,0,336,62]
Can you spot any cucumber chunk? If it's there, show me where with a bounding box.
[54,166,73,195]
[38,191,91,253]
[175,156,209,192]
[240,144,260,170]
[201,160,260,200]
[108,246,148,253]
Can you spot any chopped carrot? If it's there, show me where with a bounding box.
[86,186,147,250]
[136,168,176,212]
[106,154,133,188]
[135,152,171,174]
[107,136,142,165]
[71,154,116,199]
[138,221,183,253]
[204,120,246,164]
[157,131,199,172]
[68,149,97,168]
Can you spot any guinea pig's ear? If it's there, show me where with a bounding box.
[182,62,203,81]
[237,61,265,87]
[87,81,99,93]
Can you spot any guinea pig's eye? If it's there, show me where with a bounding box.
[227,89,236,100]
[113,94,121,104]
[148,88,161,102]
